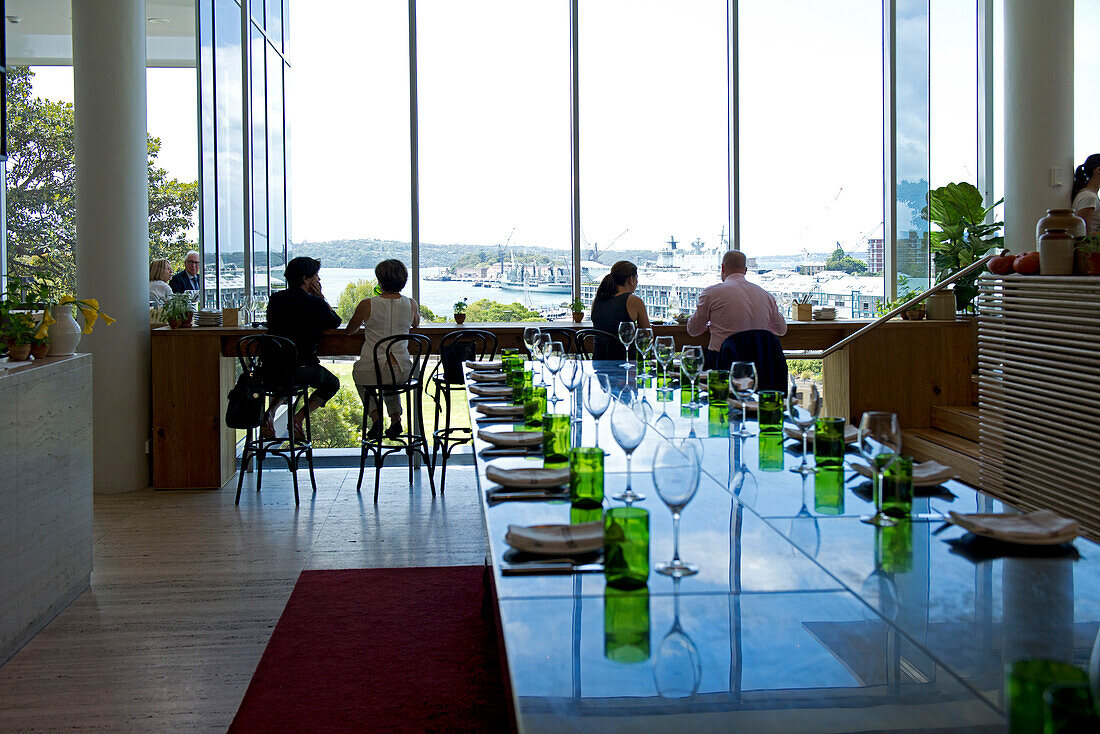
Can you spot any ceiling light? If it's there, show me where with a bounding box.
[147,17,171,24]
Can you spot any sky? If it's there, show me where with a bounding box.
[23,0,1100,259]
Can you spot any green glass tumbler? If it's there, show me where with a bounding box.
[814,467,845,515]
[758,431,784,472]
[571,505,604,524]
[708,370,730,404]
[569,447,604,507]
[1007,660,1089,734]
[604,506,649,589]
[604,586,650,663]
[813,417,847,469]
[882,455,914,519]
[542,413,571,468]
[708,404,730,437]
[523,386,547,428]
[875,521,913,573]
[1044,682,1100,733]
[757,390,784,433]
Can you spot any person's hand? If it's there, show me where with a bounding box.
[307,280,323,298]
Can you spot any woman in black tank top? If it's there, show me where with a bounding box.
[590,261,651,360]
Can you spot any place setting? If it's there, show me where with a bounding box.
[477,427,543,459]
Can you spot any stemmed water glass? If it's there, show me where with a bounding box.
[789,472,822,558]
[523,326,542,382]
[610,388,648,502]
[254,291,269,319]
[583,372,611,449]
[680,346,703,409]
[635,327,654,378]
[618,321,637,369]
[786,377,822,475]
[653,577,702,700]
[858,411,901,527]
[653,439,701,577]
[544,341,565,404]
[729,361,758,438]
[534,333,552,387]
[654,336,676,396]
[561,357,584,421]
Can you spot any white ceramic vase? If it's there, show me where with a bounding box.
[47,304,82,356]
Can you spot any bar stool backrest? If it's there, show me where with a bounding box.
[437,329,498,385]
[575,328,619,361]
[532,328,575,357]
[372,333,433,392]
[236,334,298,396]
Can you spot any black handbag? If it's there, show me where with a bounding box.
[226,371,265,429]
[440,339,476,384]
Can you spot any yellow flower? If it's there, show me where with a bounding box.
[34,308,56,341]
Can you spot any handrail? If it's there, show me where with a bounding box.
[808,251,1001,360]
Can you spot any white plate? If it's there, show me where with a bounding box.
[469,370,507,383]
[850,459,955,486]
[466,359,503,370]
[477,429,542,447]
[469,384,514,397]
[486,465,569,489]
[476,403,524,417]
[948,511,1079,545]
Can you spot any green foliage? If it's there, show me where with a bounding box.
[335,279,379,321]
[464,299,545,323]
[155,292,194,322]
[824,246,869,275]
[419,303,439,322]
[786,359,822,380]
[923,182,1004,312]
[569,297,584,312]
[1076,234,1100,254]
[453,299,468,314]
[308,385,365,448]
[875,275,922,315]
[5,66,199,294]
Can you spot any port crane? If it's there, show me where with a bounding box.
[583,227,630,263]
[497,226,516,275]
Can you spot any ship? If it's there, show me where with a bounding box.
[499,256,572,294]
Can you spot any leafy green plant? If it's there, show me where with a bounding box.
[155,293,195,324]
[923,182,1004,312]
[569,297,584,313]
[453,298,468,314]
[1076,234,1100,254]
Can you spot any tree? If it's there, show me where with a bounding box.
[465,298,545,323]
[5,66,199,295]
[824,246,869,275]
[335,279,378,321]
[308,385,364,448]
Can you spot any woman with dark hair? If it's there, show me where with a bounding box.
[590,260,651,359]
[345,259,420,439]
[1072,153,1100,234]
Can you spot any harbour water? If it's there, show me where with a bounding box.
[319,267,569,318]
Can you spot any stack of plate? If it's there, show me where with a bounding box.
[195,309,223,327]
[812,307,836,320]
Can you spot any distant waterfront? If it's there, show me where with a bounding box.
[319,267,569,318]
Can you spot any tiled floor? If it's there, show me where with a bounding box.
[0,466,484,732]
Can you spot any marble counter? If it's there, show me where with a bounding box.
[0,354,93,665]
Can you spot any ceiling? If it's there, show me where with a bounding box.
[5,0,197,67]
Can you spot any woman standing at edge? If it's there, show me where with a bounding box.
[590,260,651,360]
[1072,153,1100,234]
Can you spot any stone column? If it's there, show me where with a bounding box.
[72,0,150,493]
[1004,0,1074,254]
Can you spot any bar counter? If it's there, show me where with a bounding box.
[151,318,975,489]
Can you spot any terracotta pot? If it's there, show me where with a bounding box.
[29,342,50,359]
[900,308,927,321]
[454,313,466,324]
[1036,209,1086,245]
[1039,229,1075,275]
[1076,250,1100,275]
[6,343,31,361]
[168,312,195,328]
[572,311,583,323]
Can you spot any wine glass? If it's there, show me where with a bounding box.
[786,377,822,475]
[610,388,648,502]
[653,439,701,576]
[654,336,676,396]
[653,577,702,700]
[617,321,637,368]
[544,341,565,404]
[522,326,542,363]
[583,372,611,449]
[858,411,901,527]
[679,346,703,409]
[534,333,552,387]
[561,357,584,421]
[728,361,758,439]
[789,472,822,558]
[635,327,654,378]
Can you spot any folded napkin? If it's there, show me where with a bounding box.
[469,384,514,397]
[504,521,604,555]
[486,465,570,489]
[948,509,1079,545]
[477,429,542,448]
[475,403,524,418]
[469,370,507,383]
[784,424,859,444]
[466,359,503,370]
[850,459,954,486]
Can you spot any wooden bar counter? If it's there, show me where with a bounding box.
[151,318,975,489]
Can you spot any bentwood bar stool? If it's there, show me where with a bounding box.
[234,334,317,505]
[428,329,497,490]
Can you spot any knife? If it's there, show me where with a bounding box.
[487,491,569,504]
[501,562,604,575]
[481,448,541,458]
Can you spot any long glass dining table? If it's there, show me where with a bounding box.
[468,360,1100,733]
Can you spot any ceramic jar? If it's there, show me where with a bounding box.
[1039,229,1075,275]
[1036,209,1086,245]
[47,304,82,356]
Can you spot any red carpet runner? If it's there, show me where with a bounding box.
[229,566,514,733]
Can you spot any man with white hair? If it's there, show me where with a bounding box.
[169,250,202,293]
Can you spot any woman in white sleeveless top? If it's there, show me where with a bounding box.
[345,259,420,439]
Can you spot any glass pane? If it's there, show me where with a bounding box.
[267,46,286,282]
[267,0,283,46]
[418,0,570,324]
[215,0,245,306]
[930,0,977,189]
[895,0,930,293]
[579,0,729,321]
[199,1,217,301]
[1075,1,1100,172]
[740,0,883,319]
[251,24,268,299]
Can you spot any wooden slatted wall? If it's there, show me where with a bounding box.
[978,274,1100,541]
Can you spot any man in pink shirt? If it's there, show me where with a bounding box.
[686,250,787,362]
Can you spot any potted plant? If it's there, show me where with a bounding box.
[793,294,813,321]
[1,311,37,360]
[453,298,468,325]
[924,181,1004,313]
[157,292,196,328]
[569,297,585,323]
[1076,235,1100,275]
